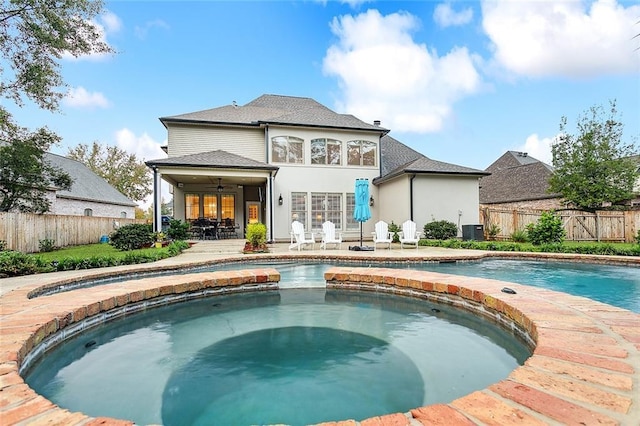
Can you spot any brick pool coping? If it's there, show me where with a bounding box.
[0,253,638,425]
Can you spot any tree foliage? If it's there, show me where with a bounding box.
[549,101,638,211]
[0,0,113,212]
[0,112,72,213]
[1,0,114,111]
[67,142,152,202]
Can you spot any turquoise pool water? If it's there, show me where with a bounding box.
[24,289,530,426]
[208,259,640,313]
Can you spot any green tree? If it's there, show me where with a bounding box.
[1,0,114,111]
[549,101,638,211]
[1,0,113,212]
[67,142,152,202]
[0,112,72,212]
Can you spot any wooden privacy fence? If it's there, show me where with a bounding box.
[0,212,144,253]
[480,208,640,243]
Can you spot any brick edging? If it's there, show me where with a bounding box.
[1,264,638,425]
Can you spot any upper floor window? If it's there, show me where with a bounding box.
[311,138,341,165]
[120,211,127,218]
[272,136,304,164]
[347,140,376,166]
[84,208,93,216]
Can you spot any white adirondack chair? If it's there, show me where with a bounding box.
[399,220,421,249]
[320,221,342,250]
[289,220,315,251]
[371,220,392,250]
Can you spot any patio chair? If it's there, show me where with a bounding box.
[320,221,342,250]
[289,220,316,251]
[399,220,421,249]
[371,220,392,250]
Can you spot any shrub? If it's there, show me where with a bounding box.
[388,221,401,243]
[635,230,640,245]
[39,238,56,253]
[167,219,190,240]
[526,210,566,245]
[245,223,267,248]
[0,251,51,276]
[110,223,154,251]
[486,224,501,240]
[0,240,7,252]
[510,229,528,243]
[423,220,458,240]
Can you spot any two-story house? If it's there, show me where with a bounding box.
[146,94,488,242]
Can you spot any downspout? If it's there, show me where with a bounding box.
[265,124,274,242]
[409,174,416,221]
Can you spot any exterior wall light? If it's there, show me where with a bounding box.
[278,194,283,205]
[369,196,374,207]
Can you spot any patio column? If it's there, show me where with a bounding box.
[153,167,162,233]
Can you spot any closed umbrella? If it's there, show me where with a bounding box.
[351,178,372,250]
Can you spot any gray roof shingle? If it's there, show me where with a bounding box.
[480,152,557,204]
[45,153,136,206]
[375,135,488,183]
[160,94,388,132]
[146,149,278,170]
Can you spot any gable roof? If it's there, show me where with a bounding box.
[374,135,489,184]
[479,151,557,204]
[146,149,278,171]
[45,153,136,206]
[160,94,389,133]
[487,151,550,172]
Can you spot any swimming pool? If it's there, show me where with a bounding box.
[24,288,531,425]
[204,259,640,313]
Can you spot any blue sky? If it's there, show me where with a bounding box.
[5,0,640,205]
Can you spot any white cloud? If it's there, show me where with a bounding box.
[434,2,474,28]
[482,0,640,78]
[114,129,169,209]
[61,11,120,61]
[134,19,170,39]
[515,133,556,166]
[323,9,482,133]
[101,10,122,33]
[64,86,110,108]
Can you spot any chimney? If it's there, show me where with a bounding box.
[373,120,381,126]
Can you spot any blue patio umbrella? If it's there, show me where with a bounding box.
[353,178,371,248]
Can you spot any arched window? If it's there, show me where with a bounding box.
[272,136,304,164]
[120,211,127,218]
[84,208,93,216]
[311,138,341,165]
[347,140,377,166]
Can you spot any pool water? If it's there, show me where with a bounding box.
[209,259,640,313]
[25,289,530,426]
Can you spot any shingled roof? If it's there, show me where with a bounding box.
[45,153,136,206]
[374,135,488,184]
[479,151,557,204]
[146,150,277,170]
[160,94,388,132]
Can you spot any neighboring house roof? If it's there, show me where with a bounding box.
[159,94,389,133]
[479,151,557,204]
[45,153,136,206]
[374,135,489,184]
[146,149,278,171]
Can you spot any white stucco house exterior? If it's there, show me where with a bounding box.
[146,94,488,242]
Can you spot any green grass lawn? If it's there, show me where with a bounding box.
[34,243,163,262]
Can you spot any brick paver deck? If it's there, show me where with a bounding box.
[1,242,638,425]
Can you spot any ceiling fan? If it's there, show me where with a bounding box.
[205,177,225,192]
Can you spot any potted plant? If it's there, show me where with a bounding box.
[154,232,165,248]
[243,223,268,253]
